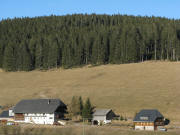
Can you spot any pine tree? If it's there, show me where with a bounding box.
[3,42,17,71]
[78,96,83,115]
[68,96,81,119]
[16,41,32,71]
[82,98,93,120]
[0,41,4,68]
[35,38,43,69]
[47,41,58,69]
[29,37,37,70]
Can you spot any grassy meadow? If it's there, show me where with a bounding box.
[0,61,180,126]
[0,125,180,135]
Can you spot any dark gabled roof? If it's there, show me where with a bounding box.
[133,109,164,122]
[14,99,66,114]
[93,109,112,116]
[0,111,12,118]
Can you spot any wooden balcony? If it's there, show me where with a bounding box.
[14,114,25,121]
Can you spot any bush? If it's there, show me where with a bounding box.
[120,115,124,121]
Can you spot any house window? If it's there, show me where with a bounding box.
[140,117,148,120]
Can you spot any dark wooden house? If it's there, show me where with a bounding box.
[133,109,165,130]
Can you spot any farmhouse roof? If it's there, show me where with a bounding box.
[0,111,12,118]
[93,109,112,116]
[133,109,164,122]
[14,99,66,114]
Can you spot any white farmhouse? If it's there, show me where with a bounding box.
[13,99,67,125]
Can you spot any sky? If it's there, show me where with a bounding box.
[0,0,180,20]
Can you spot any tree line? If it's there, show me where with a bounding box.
[0,14,180,71]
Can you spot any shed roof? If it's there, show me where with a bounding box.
[93,109,112,116]
[14,99,66,114]
[133,109,164,122]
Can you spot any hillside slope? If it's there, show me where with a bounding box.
[0,61,180,121]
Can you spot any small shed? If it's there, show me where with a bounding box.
[0,111,14,125]
[92,109,115,125]
[133,109,165,131]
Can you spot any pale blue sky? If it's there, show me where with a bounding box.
[0,0,179,20]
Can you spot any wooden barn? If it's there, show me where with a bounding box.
[92,109,116,125]
[133,109,165,131]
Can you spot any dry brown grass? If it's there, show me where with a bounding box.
[0,61,180,124]
[1,125,180,135]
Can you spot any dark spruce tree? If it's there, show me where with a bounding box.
[3,42,17,71]
[82,98,93,120]
[78,96,83,116]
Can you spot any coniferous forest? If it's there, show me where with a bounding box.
[0,14,180,71]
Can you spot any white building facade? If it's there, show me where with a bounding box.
[135,124,154,130]
[14,113,55,124]
[13,99,67,125]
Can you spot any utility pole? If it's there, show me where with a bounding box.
[83,118,85,135]
[82,117,92,135]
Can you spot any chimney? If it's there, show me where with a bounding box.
[48,99,50,104]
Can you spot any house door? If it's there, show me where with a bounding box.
[93,120,98,125]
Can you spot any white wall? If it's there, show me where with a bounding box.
[145,126,154,130]
[9,110,14,116]
[0,117,14,121]
[104,120,111,124]
[15,113,55,125]
[135,126,154,131]
[93,116,111,125]
[93,116,106,121]
[135,126,145,130]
